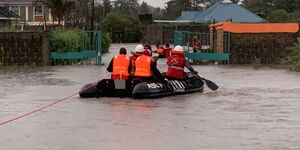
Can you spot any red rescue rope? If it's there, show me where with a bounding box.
[0,74,110,126]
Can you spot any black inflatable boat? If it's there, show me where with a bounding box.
[79,73,206,99]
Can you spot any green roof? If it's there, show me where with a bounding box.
[176,11,202,21]
[194,1,264,23]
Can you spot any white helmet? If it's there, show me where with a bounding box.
[134,44,144,53]
[173,45,183,52]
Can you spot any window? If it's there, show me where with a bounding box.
[34,6,43,15]
[11,6,19,15]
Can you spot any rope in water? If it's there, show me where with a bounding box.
[0,74,110,126]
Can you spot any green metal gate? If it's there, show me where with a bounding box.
[50,30,102,65]
[174,31,230,64]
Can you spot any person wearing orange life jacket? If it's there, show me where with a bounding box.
[166,45,198,80]
[107,48,132,80]
[134,47,164,82]
[129,44,144,75]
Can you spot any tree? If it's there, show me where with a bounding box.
[242,0,274,17]
[267,9,290,23]
[289,10,300,22]
[103,0,112,18]
[102,12,131,33]
[113,0,139,16]
[273,0,300,13]
[43,0,75,26]
[139,1,149,14]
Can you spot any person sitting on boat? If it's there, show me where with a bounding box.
[130,44,144,75]
[164,43,172,58]
[166,45,198,80]
[134,48,165,82]
[153,45,164,58]
[144,42,152,51]
[107,48,132,80]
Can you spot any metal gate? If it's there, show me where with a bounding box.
[50,30,102,65]
[174,31,230,64]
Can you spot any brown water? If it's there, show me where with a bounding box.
[0,44,300,150]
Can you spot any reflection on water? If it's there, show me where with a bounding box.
[0,44,300,150]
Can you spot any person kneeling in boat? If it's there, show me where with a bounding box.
[107,48,132,80]
[134,48,165,82]
[166,45,198,80]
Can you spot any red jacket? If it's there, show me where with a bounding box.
[130,52,142,75]
[166,51,185,79]
[164,47,172,58]
[193,40,201,51]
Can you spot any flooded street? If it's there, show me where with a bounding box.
[1,43,300,150]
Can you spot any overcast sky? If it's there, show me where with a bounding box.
[139,0,167,8]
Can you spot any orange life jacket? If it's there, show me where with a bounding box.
[112,54,130,79]
[134,55,153,77]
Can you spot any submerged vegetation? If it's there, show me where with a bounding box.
[251,57,262,69]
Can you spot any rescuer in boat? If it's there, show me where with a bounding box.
[107,48,132,80]
[165,45,198,80]
[134,44,165,82]
[164,43,172,58]
[130,44,144,75]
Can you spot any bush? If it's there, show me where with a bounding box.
[0,27,21,32]
[251,57,262,69]
[50,28,81,52]
[102,32,111,53]
[283,38,300,71]
[267,9,290,23]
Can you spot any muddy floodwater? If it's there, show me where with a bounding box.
[1,44,300,150]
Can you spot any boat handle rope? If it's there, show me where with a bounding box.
[0,74,110,127]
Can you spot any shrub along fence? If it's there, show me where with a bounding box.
[50,29,102,65]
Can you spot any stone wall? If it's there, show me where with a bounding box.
[230,33,299,64]
[0,32,50,66]
[143,24,209,44]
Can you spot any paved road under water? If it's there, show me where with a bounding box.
[0,43,300,150]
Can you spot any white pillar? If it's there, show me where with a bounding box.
[25,6,28,21]
[49,8,52,22]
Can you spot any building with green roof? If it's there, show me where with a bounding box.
[175,0,264,23]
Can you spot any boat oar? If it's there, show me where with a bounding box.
[201,77,219,91]
[191,72,219,91]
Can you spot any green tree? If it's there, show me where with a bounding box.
[103,0,112,17]
[242,0,274,17]
[44,0,75,25]
[113,0,139,16]
[289,10,300,22]
[267,9,290,22]
[102,12,131,33]
[139,1,149,14]
[273,0,300,13]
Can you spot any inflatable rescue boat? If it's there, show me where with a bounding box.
[79,73,207,99]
